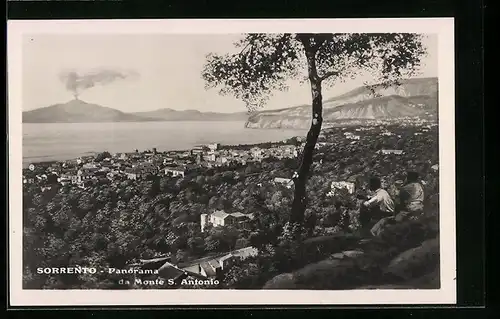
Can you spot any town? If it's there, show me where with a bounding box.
[22,116,436,192]
[23,139,301,191]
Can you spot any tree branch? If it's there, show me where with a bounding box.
[295,34,312,50]
[318,60,352,81]
[319,70,341,81]
[239,42,252,55]
[311,34,330,51]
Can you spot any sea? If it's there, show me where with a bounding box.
[22,121,307,167]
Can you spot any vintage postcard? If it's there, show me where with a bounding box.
[8,18,456,306]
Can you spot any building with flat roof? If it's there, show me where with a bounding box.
[377,149,404,155]
[274,177,294,188]
[201,210,254,232]
[165,167,186,178]
[178,246,259,279]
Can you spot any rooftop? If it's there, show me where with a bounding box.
[207,259,221,270]
[231,247,259,259]
[229,212,246,218]
[165,166,186,172]
[157,262,187,280]
[200,262,217,277]
[219,254,234,263]
[124,168,140,174]
[212,210,229,219]
[177,252,228,269]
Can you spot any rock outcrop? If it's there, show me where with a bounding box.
[263,216,440,290]
[384,238,440,282]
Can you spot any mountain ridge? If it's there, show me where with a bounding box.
[131,108,249,121]
[245,77,438,129]
[22,99,158,123]
[22,100,249,123]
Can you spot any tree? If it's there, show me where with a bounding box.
[95,151,111,162]
[203,33,426,229]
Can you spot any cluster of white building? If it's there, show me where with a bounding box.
[200,209,255,232]
[193,142,299,168]
[343,132,361,140]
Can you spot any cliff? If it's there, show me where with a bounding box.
[245,77,438,129]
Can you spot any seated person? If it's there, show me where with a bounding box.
[398,171,425,219]
[357,176,395,233]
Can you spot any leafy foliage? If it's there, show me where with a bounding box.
[203,33,426,111]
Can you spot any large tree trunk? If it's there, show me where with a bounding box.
[289,49,323,226]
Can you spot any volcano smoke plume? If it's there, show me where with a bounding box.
[59,69,139,100]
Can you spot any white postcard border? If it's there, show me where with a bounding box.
[8,18,456,306]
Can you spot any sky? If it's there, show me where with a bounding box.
[22,34,437,113]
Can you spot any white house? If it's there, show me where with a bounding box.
[377,149,404,155]
[344,132,360,140]
[208,143,220,151]
[163,157,175,165]
[217,247,259,271]
[327,181,356,197]
[78,180,94,190]
[58,178,71,186]
[125,168,140,180]
[191,146,205,155]
[205,154,216,162]
[82,163,98,169]
[251,148,263,159]
[180,246,259,279]
[201,210,254,232]
[40,186,52,192]
[165,167,185,178]
[274,177,293,188]
[23,176,35,184]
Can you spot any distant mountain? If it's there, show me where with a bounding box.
[22,99,159,123]
[23,77,436,125]
[131,108,249,121]
[22,100,249,123]
[245,77,438,129]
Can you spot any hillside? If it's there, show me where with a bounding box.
[245,77,438,129]
[22,99,159,123]
[22,121,440,289]
[131,108,249,121]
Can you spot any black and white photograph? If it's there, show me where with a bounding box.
[8,19,456,306]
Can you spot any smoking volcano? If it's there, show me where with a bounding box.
[58,68,139,100]
[21,68,149,123]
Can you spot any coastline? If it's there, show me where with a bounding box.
[22,121,307,168]
[22,137,301,169]
[22,116,436,168]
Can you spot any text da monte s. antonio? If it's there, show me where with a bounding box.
[110,267,221,287]
[36,266,220,287]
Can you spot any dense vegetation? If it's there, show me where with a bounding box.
[23,123,439,289]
